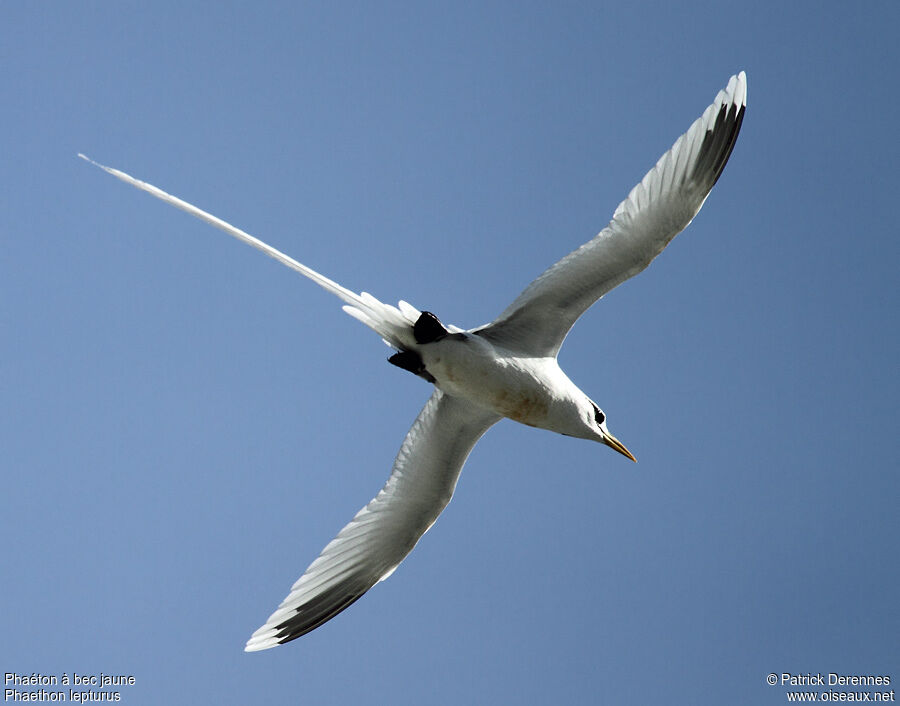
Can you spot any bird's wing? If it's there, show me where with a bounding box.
[477,72,746,357]
[77,154,433,350]
[245,390,500,651]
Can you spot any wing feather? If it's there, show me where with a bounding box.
[478,72,746,356]
[244,390,500,650]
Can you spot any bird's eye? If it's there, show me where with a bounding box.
[593,405,605,426]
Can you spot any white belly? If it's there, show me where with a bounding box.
[419,334,565,427]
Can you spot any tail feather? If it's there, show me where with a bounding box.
[342,297,420,350]
[79,154,420,350]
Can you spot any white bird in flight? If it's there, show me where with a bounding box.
[81,71,746,651]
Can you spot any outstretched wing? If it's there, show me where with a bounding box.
[245,390,500,650]
[478,72,747,357]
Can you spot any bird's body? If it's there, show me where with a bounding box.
[81,71,746,651]
[417,333,565,430]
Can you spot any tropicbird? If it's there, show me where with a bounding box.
[81,71,746,651]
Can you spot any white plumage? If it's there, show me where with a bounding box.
[81,71,746,651]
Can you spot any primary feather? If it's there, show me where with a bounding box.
[80,71,746,650]
[478,72,746,356]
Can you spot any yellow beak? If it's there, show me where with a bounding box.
[603,432,636,462]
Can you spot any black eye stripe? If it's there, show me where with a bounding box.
[592,404,605,425]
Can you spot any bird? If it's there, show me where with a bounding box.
[80,71,746,651]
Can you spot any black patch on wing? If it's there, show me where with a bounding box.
[413,311,448,344]
[693,98,745,190]
[273,575,375,644]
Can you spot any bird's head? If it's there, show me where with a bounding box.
[585,400,636,462]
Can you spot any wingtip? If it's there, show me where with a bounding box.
[244,641,277,653]
[244,627,281,652]
[732,71,748,106]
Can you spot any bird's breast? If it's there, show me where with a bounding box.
[420,337,556,427]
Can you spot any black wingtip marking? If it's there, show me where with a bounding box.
[413,311,448,344]
[694,97,745,191]
[273,580,372,645]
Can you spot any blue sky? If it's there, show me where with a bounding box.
[3,2,897,704]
